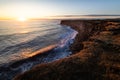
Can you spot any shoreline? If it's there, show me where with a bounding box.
[0,23,77,80]
[14,18,120,80]
[61,19,120,53]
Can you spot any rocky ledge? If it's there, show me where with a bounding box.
[14,19,120,80]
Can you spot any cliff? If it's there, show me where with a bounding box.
[14,19,120,80]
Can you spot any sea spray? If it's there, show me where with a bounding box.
[0,20,77,80]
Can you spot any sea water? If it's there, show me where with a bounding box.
[0,20,77,80]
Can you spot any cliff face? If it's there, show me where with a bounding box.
[14,19,120,80]
[61,19,119,53]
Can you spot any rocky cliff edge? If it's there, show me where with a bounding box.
[14,19,120,80]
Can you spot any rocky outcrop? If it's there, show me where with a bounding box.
[61,19,120,53]
[14,19,120,80]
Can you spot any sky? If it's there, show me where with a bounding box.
[0,0,120,19]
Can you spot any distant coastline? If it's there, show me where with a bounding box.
[0,15,120,20]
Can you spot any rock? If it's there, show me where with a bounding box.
[14,19,120,80]
[105,22,120,31]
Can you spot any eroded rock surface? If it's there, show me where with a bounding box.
[14,19,120,80]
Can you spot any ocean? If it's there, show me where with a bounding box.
[0,20,77,80]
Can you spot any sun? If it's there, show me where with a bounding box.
[17,17,27,22]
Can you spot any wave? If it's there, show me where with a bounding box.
[23,44,58,57]
[0,24,77,80]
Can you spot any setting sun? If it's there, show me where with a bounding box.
[18,17,27,22]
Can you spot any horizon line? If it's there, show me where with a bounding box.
[0,14,120,20]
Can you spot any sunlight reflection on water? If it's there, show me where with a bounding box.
[0,20,77,65]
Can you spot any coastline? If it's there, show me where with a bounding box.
[0,22,78,80]
[14,19,120,80]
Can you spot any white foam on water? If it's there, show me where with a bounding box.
[0,20,78,80]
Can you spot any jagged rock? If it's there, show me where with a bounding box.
[105,22,120,31]
[14,19,120,80]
